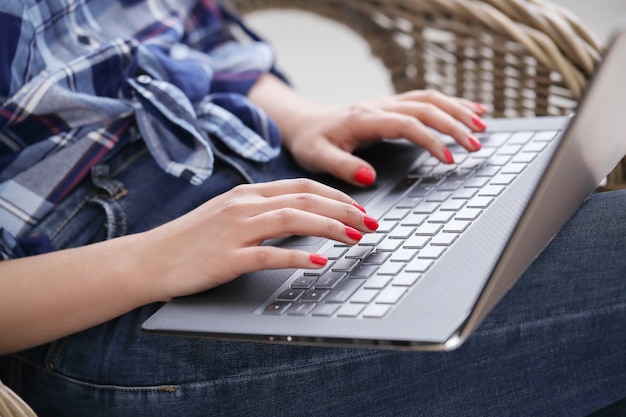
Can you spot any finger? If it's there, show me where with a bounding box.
[244,207,365,246]
[249,192,378,232]
[457,98,489,115]
[239,178,355,206]
[338,108,454,165]
[235,246,331,274]
[381,101,482,152]
[396,90,487,133]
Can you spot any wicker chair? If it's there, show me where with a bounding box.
[224,0,626,190]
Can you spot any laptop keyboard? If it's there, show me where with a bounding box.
[262,129,560,319]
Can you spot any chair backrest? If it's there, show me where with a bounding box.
[225,0,625,189]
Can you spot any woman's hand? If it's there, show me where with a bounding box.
[144,178,378,300]
[249,74,488,187]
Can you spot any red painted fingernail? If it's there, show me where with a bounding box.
[345,226,363,241]
[471,115,487,131]
[364,215,379,231]
[353,202,367,213]
[310,254,328,266]
[354,167,375,186]
[473,102,488,113]
[443,148,455,164]
[468,134,482,150]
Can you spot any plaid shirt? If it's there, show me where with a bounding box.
[0,0,282,251]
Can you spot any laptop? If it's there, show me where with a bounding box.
[142,16,626,351]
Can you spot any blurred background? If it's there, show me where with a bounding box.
[243,0,626,105]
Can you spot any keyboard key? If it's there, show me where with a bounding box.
[344,245,373,259]
[533,130,559,141]
[376,287,406,304]
[490,174,516,185]
[363,251,392,265]
[487,155,511,166]
[323,246,348,260]
[428,210,455,223]
[415,223,443,236]
[388,248,417,263]
[336,304,364,318]
[389,225,417,239]
[500,163,526,174]
[376,220,398,233]
[384,208,411,221]
[312,303,340,317]
[358,233,386,246]
[315,271,347,289]
[287,303,316,316]
[301,289,329,303]
[364,275,392,289]
[439,199,466,211]
[443,220,471,233]
[474,165,500,177]
[512,153,537,163]
[362,304,391,318]
[263,302,291,315]
[508,131,534,145]
[404,234,431,249]
[430,232,458,246]
[349,264,379,279]
[405,258,434,273]
[417,245,446,259]
[482,132,511,147]
[479,185,505,197]
[291,275,318,289]
[413,202,440,214]
[425,191,452,202]
[464,177,489,188]
[332,257,360,272]
[466,196,494,209]
[451,188,478,200]
[524,141,547,153]
[326,279,364,303]
[456,208,483,221]
[350,288,379,304]
[277,289,305,302]
[391,273,421,287]
[375,237,404,252]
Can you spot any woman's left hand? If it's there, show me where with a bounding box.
[282,90,488,186]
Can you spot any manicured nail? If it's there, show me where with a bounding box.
[353,202,367,213]
[354,167,375,186]
[364,214,379,231]
[473,102,488,113]
[471,115,487,131]
[443,148,455,164]
[345,226,363,241]
[468,134,482,151]
[310,254,328,266]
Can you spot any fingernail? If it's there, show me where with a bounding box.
[310,254,328,266]
[345,226,363,241]
[443,148,455,164]
[468,134,482,151]
[353,202,367,213]
[473,102,488,113]
[471,115,487,131]
[364,214,379,231]
[354,167,375,186]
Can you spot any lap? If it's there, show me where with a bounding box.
[3,142,626,417]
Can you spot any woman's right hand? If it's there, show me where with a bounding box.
[142,178,378,301]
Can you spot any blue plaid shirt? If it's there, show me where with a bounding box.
[0,0,283,256]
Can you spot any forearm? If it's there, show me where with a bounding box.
[247,73,324,147]
[0,233,163,354]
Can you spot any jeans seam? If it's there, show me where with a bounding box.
[13,355,178,393]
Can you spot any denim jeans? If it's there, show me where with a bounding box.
[2,141,626,417]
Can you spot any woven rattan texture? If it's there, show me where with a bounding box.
[225,0,625,189]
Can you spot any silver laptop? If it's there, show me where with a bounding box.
[142,17,626,351]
